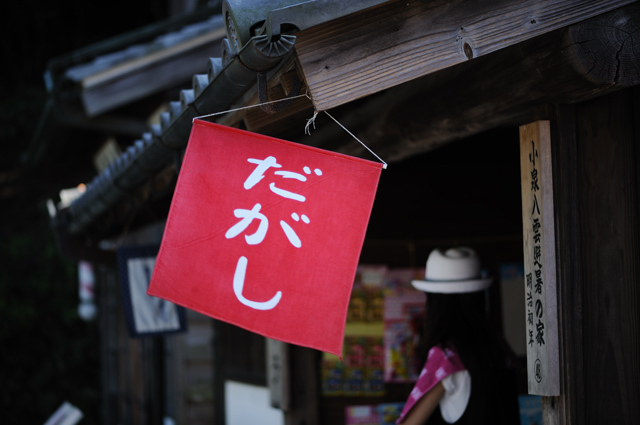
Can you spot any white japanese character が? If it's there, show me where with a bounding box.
[225,203,268,245]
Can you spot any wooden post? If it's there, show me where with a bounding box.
[519,121,560,396]
[548,88,640,424]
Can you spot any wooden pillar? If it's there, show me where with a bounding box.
[285,346,320,425]
[213,321,267,425]
[549,87,640,424]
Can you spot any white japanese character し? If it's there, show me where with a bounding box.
[232,256,282,310]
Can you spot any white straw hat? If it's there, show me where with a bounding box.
[411,247,492,293]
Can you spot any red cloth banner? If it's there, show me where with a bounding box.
[148,120,383,356]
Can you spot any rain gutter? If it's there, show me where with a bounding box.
[61,33,296,234]
[55,0,391,236]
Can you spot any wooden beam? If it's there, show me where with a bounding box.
[218,56,315,141]
[295,0,637,111]
[303,3,640,163]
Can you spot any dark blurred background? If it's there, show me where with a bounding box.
[0,1,171,422]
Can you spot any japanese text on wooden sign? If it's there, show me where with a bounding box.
[519,121,560,396]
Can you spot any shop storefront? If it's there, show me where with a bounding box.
[43,1,639,424]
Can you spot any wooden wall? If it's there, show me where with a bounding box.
[98,266,216,425]
[548,87,640,424]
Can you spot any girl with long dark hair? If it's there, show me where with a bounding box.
[396,247,519,425]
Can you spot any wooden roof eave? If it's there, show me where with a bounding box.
[52,0,640,244]
[78,24,227,117]
[287,0,640,162]
[295,0,637,112]
[57,34,305,238]
[133,0,640,166]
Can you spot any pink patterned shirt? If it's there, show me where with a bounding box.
[396,345,466,423]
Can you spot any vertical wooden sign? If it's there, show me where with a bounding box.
[266,338,290,410]
[519,121,560,396]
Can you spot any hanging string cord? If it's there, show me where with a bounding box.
[303,97,386,168]
[304,110,318,135]
[192,93,309,121]
[193,92,387,169]
[321,110,388,169]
